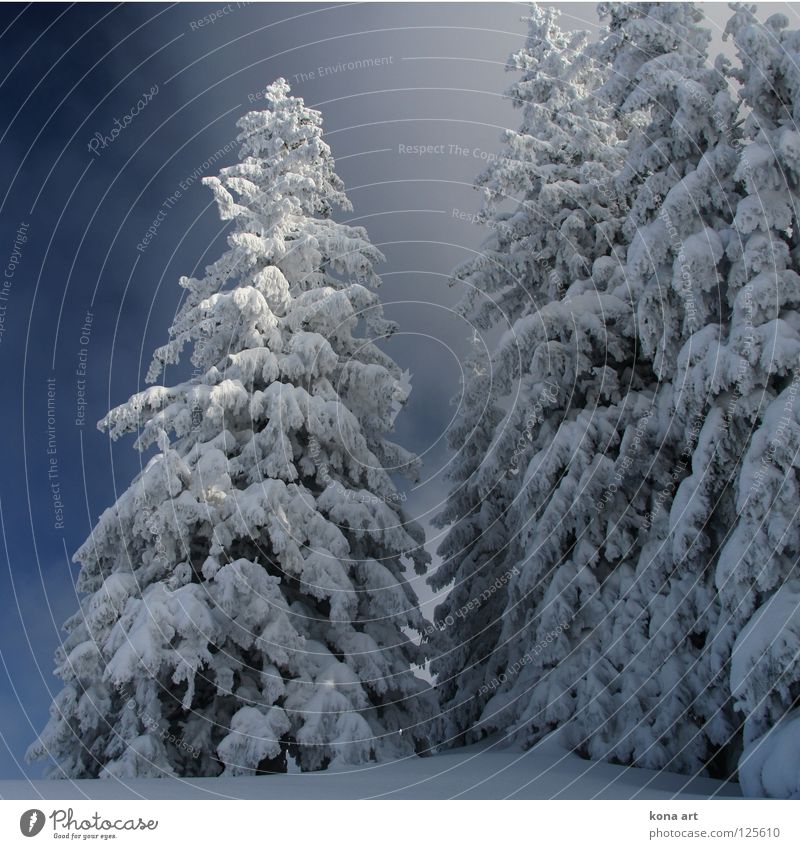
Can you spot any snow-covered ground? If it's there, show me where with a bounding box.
[0,737,740,800]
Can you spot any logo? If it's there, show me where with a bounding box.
[19,809,45,837]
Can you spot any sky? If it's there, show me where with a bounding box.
[0,1,788,781]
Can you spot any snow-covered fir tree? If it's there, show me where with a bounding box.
[710,5,800,798]
[473,1,745,776]
[441,1,800,797]
[537,0,744,776]
[427,340,506,743]
[429,3,623,743]
[28,79,436,778]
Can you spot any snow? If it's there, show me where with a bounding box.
[739,711,800,799]
[29,78,435,781]
[731,581,800,705]
[1,738,740,800]
[426,1,800,797]
[25,4,800,799]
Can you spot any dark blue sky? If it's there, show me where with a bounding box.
[0,1,745,780]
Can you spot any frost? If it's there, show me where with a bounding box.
[30,79,434,779]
